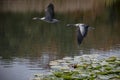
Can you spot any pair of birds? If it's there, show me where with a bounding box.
[33,3,94,45]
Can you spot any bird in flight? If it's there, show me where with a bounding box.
[33,3,59,23]
[67,23,94,45]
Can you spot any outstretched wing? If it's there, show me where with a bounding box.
[77,27,84,45]
[79,24,89,37]
[83,26,89,37]
[45,3,54,21]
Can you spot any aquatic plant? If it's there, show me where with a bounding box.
[32,54,120,80]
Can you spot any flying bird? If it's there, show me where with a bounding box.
[33,3,59,23]
[67,23,94,45]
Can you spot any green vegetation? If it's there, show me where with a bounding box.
[105,0,118,6]
[33,55,120,80]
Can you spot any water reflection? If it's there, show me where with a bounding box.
[0,0,120,80]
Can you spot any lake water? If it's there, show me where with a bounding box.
[0,0,120,80]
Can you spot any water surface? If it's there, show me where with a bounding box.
[0,0,120,80]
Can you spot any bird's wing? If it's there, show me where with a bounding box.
[45,3,55,21]
[82,25,89,37]
[77,28,84,45]
[79,24,88,37]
